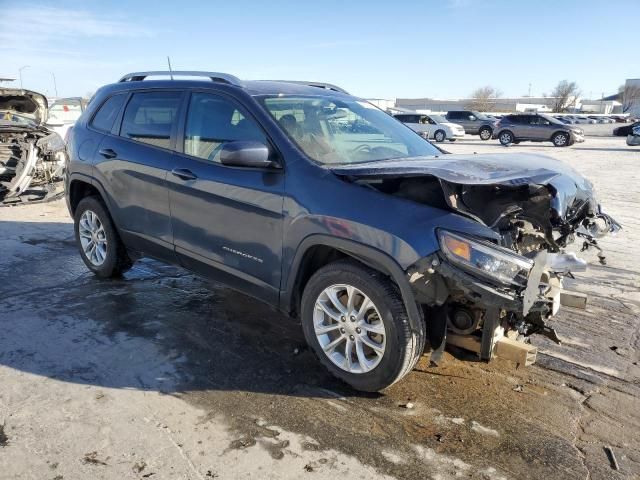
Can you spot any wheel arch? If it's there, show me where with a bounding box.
[550,129,570,140]
[281,235,423,333]
[68,178,102,216]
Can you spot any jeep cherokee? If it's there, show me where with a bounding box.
[65,71,619,392]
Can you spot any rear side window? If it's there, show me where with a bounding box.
[120,91,182,149]
[91,94,126,133]
[184,92,267,163]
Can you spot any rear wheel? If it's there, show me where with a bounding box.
[74,196,133,278]
[300,260,425,392]
[434,130,446,142]
[552,132,569,147]
[499,130,514,146]
[479,126,492,140]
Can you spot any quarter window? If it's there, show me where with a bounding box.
[184,92,266,162]
[91,94,126,133]
[120,91,182,149]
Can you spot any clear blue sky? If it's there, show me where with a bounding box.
[1,0,638,99]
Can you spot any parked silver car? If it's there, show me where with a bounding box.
[444,110,495,140]
[493,113,585,147]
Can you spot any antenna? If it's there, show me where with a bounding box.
[167,56,174,80]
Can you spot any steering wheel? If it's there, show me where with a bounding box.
[350,144,372,154]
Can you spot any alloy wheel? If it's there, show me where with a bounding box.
[78,210,108,266]
[313,284,386,374]
[554,134,568,146]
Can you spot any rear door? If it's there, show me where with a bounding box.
[167,90,285,303]
[94,90,184,259]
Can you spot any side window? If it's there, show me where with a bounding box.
[90,94,126,133]
[184,92,267,163]
[447,112,460,120]
[120,91,182,149]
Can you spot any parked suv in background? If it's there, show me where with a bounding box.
[445,110,495,140]
[493,113,585,147]
[393,112,465,142]
[66,71,617,392]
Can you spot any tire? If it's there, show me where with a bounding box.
[479,126,492,140]
[300,259,425,392]
[499,130,514,146]
[434,130,446,142]
[552,132,570,147]
[74,196,133,278]
[448,139,456,142]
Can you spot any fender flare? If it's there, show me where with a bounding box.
[281,234,423,333]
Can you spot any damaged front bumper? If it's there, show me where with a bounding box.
[407,225,618,366]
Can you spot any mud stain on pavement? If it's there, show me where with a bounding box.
[0,423,9,447]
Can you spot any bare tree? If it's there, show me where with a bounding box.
[466,86,502,112]
[619,84,640,113]
[550,80,580,112]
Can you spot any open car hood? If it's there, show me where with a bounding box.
[330,153,596,220]
[0,88,48,125]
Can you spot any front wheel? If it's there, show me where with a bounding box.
[434,130,446,142]
[479,126,492,140]
[552,132,570,147]
[300,260,425,392]
[74,196,133,278]
[499,130,514,146]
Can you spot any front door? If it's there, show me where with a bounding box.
[167,91,285,303]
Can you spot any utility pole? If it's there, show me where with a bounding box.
[18,65,30,88]
[49,71,58,97]
[528,83,531,97]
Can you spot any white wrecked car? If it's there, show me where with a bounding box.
[0,88,66,204]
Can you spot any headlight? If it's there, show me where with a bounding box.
[36,133,66,153]
[437,230,534,287]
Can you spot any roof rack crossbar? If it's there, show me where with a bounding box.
[269,80,348,94]
[118,71,242,86]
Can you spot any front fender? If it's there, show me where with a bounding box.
[281,233,425,334]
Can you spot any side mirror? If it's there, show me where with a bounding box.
[220,141,279,169]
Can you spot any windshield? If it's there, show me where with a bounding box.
[430,115,447,123]
[48,100,83,125]
[260,96,440,165]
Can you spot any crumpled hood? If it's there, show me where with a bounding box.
[330,153,597,220]
[0,88,48,125]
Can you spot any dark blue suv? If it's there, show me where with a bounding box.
[66,71,618,391]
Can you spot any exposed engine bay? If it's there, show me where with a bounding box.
[0,89,66,204]
[332,154,621,364]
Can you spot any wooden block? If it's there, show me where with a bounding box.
[446,333,481,353]
[494,337,537,366]
[560,290,588,309]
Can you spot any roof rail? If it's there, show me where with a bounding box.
[118,71,242,86]
[269,80,349,94]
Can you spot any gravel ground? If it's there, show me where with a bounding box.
[0,136,638,480]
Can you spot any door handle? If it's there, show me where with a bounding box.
[98,148,117,159]
[171,168,198,181]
